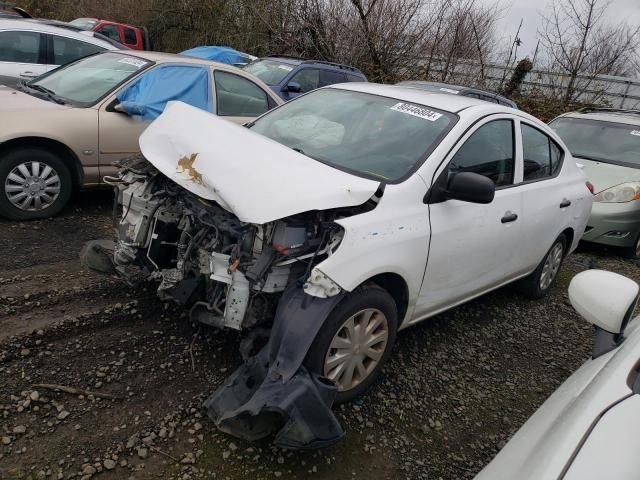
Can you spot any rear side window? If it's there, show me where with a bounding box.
[318,70,346,87]
[124,28,137,45]
[0,30,41,63]
[448,119,515,187]
[51,36,105,65]
[96,25,120,42]
[522,124,563,181]
[214,70,270,117]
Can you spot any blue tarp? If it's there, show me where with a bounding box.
[180,46,252,65]
[116,64,213,121]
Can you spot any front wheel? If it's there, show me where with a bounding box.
[0,148,72,220]
[304,285,398,403]
[517,234,567,299]
[622,233,640,260]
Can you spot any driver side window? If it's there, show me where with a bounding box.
[448,119,514,187]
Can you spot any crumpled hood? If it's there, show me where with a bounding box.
[0,85,69,112]
[577,157,640,192]
[138,101,380,224]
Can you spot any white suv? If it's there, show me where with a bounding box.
[0,19,122,86]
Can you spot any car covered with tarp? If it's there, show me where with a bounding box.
[180,45,255,66]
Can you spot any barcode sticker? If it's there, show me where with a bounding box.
[391,102,443,121]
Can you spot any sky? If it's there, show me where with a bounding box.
[493,0,640,58]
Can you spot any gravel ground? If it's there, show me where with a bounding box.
[1,191,639,480]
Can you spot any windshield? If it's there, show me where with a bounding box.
[550,117,640,168]
[26,53,150,106]
[69,18,98,30]
[250,88,456,181]
[243,59,295,85]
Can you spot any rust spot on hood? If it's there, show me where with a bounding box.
[177,153,203,184]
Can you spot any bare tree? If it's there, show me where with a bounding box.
[539,0,640,104]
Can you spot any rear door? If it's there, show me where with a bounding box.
[515,119,574,273]
[0,29,47,84]
[415,116,523,318]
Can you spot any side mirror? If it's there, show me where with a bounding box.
[284,81,302,93]
[446,172,495,204]
[569,270,639,358]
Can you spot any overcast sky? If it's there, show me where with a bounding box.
[494,0,640,57]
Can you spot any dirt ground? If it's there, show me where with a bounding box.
[1,191,639,480]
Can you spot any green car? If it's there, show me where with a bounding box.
[550,108,640,258]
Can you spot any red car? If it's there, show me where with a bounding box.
[69,18,151,50]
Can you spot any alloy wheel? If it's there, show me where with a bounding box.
[5,161,61,212]
[540,242,564,290]
[324,308,389,392]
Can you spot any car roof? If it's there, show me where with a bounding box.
[398,80,518,107]
[559,109,640,127]
[260,55,365,75]
[330,82,505,113]
[0,18,119,49]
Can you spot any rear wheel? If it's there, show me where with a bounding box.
[517,234,567,299]
[304,286,398,403]
[0,148,72,220]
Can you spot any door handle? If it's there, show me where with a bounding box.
[559,199,572,208]
[501,212,518,223]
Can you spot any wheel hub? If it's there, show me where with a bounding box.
[5,161,61,212]
[324,308,389,392]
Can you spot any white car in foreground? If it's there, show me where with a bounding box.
[91,84,592,403]
[477,269,640,480]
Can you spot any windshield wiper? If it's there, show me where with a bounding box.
[23,83,67,105]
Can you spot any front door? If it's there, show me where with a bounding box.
[414,117,523,318]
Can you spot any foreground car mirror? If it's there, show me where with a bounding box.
[284,81,302,93]
[569,270,639,358]
[445,172,495,204]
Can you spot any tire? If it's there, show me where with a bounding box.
[622,233,640,260]
[0,148,72,220]
[517,234,567,299]
[304,285,398,403]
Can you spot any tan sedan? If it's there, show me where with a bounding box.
[0,50,283,220]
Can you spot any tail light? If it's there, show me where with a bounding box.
[586,182,595,194]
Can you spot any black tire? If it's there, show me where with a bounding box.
[304,285,398,403]
[0,148,72,220]
[622,233,640,260]
[517,234,567,299]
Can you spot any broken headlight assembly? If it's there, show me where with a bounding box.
[593,182,640,203]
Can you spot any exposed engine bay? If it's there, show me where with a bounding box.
[104,155,376,332]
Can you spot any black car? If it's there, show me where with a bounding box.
[397,80,518,109]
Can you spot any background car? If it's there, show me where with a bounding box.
[243,55,367,101]
[550,108,640,258]
[68,17,151,51]
[476,269,640,480]
[0,50,282,220]
[398,80,518,108]
[180,45,255,66]
[0,18,123,86]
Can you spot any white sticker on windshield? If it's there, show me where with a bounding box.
[118,57,147,68]
[277,65,293,71]
[390,102,443,121]
[631,130,640,137]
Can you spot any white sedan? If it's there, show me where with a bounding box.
[92,84,593,402]
[476,269,640,480]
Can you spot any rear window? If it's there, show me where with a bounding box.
[550,117,640,168]
[243,59,294,85]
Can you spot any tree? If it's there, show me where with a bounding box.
[539,0,640,104]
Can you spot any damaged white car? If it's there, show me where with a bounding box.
[84,84,592,446]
